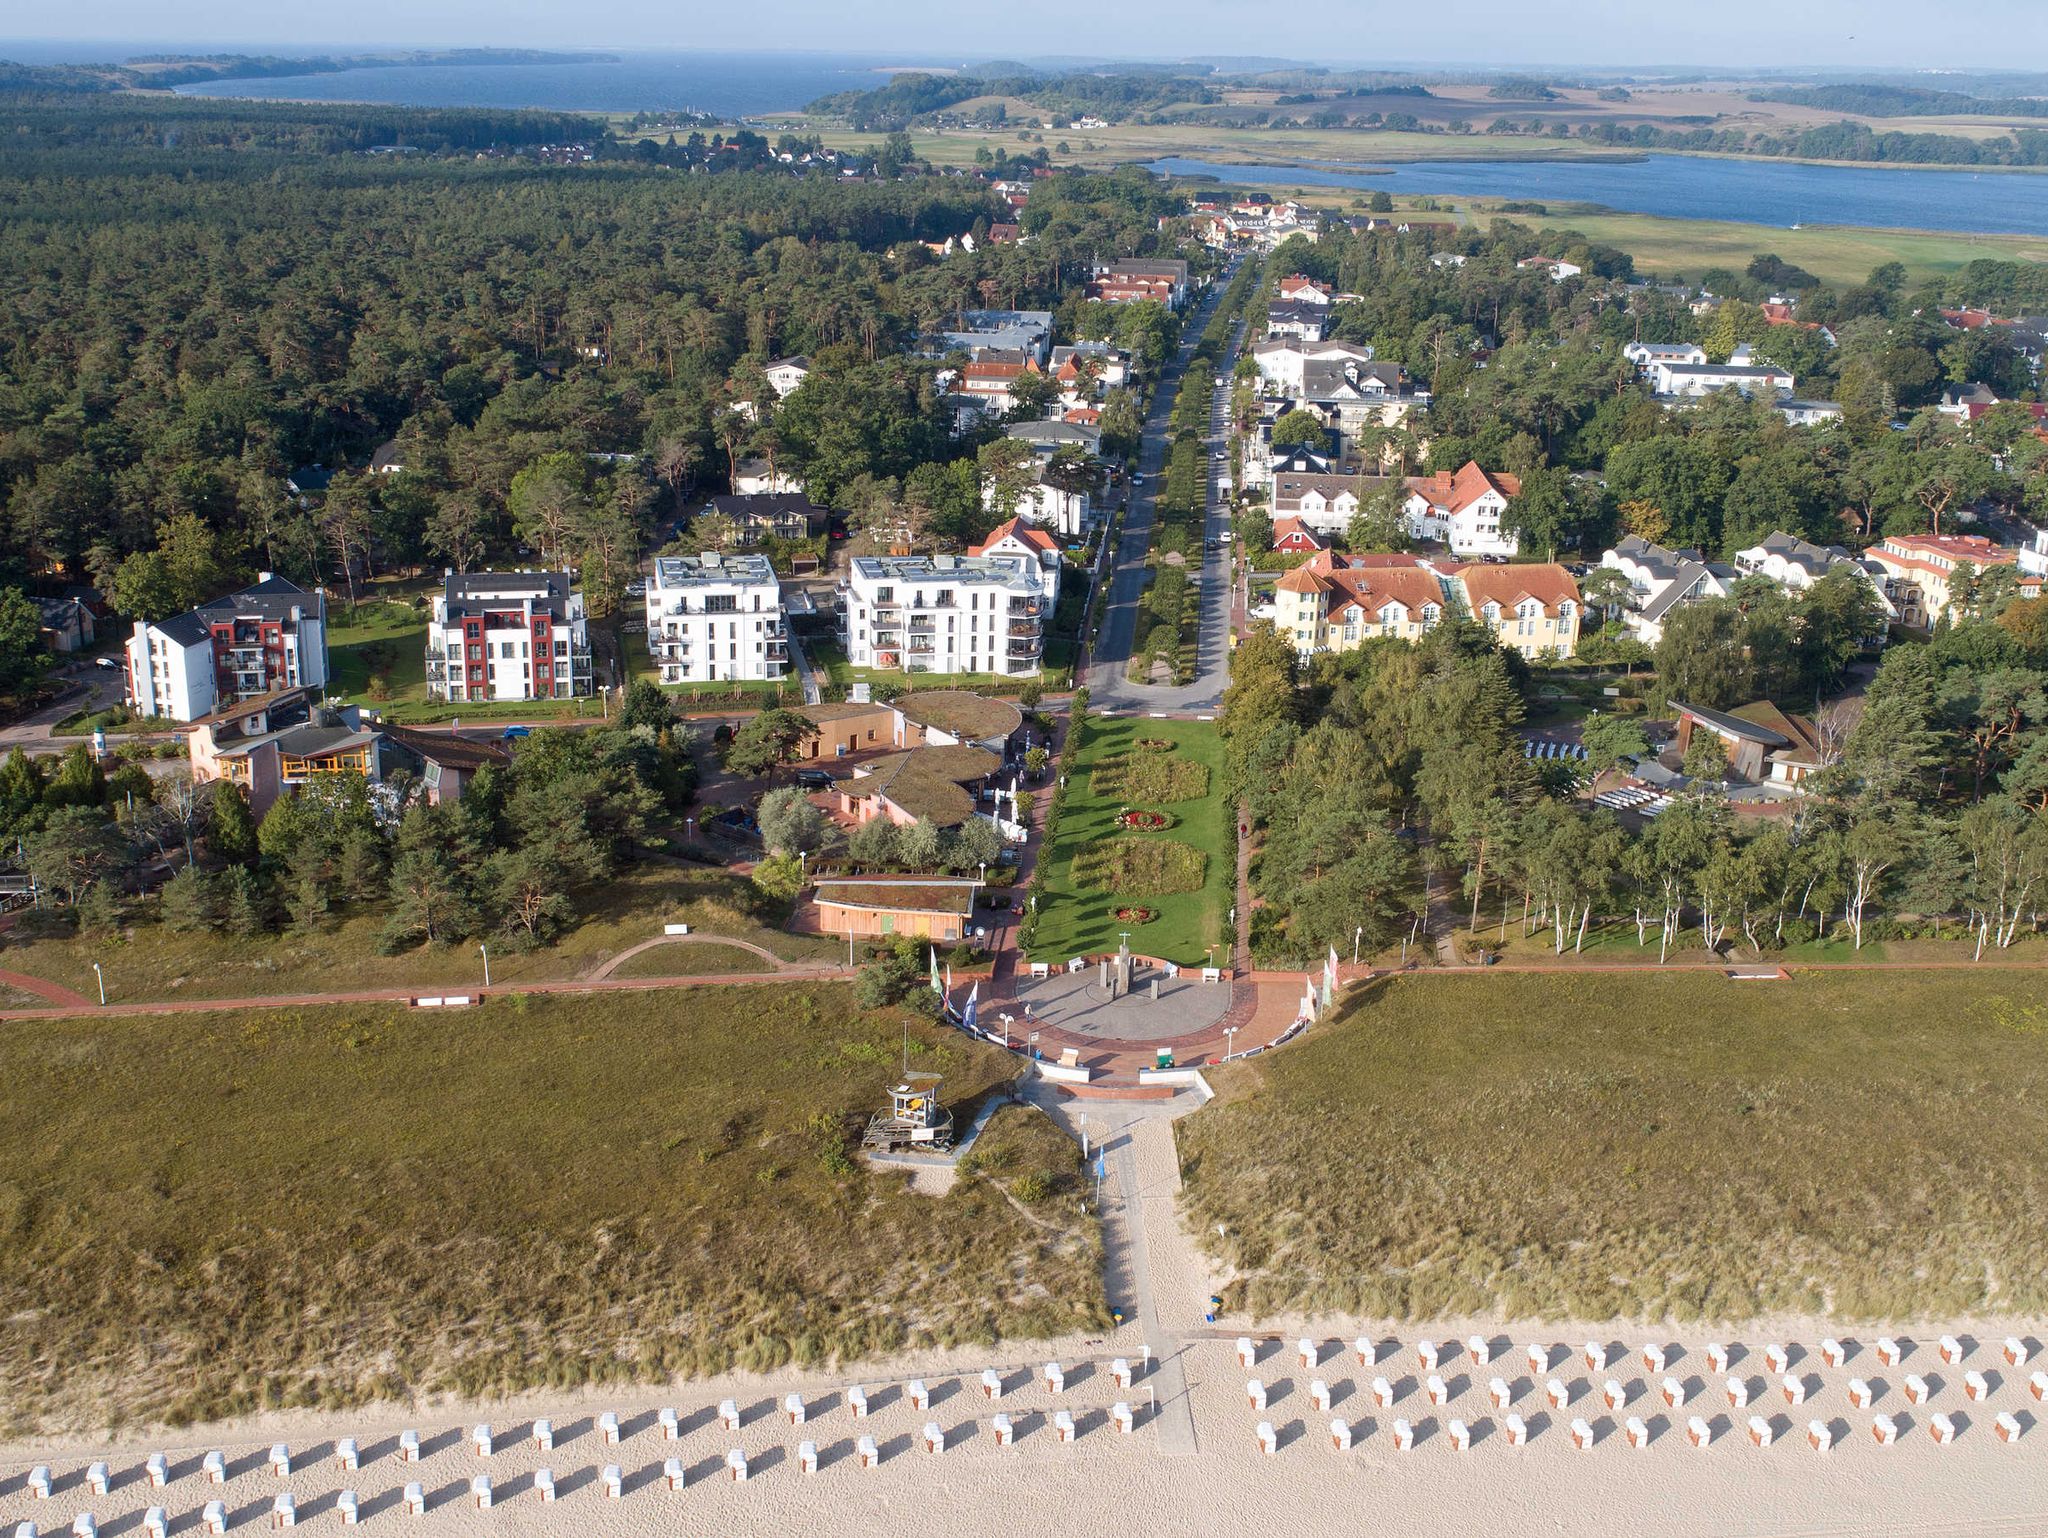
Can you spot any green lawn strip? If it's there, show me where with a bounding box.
[1180,968,2048,1323]
[1029,715,1231,966]
[6,866,838,1004]
[0,988,1105,1434]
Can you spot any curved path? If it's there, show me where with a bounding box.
[584,932,809,981]
[0,966,93,1009]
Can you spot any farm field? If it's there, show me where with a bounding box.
[1027,714,1231,967]
[1179,968,2048,1324]
[0,987,1103,1436]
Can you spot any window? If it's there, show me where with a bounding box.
[499,641,515,660]
[705,593,737,614]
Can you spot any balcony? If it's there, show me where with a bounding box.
[1007,620,1041,638]
[1006,642,1042,660]
[764,643,788,661]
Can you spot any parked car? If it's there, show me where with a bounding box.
[624,578,648,597]
[94,656,120,669]
[793,768,835,790]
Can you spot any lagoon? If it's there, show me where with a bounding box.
[1144,154,2048,238]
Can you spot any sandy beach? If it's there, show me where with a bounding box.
[5,1099,2044,1536]
[4,1319,2046,1537]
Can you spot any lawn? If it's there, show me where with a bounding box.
[1029,715,1232,967]
[1179,969,2048,1325]
[0,865,840,1006]
[325,598,428,706]
[0,987,1105,1435]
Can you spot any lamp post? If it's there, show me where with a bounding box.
[479,943,490,988]
[1354,925,1363,965]
[92,961,105,1006]
[1224,1025,1237,1059]
[1028,1029,1039,1061]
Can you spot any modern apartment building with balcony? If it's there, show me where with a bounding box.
[425,570,592,702]
[643,552,786,684]
[840,553,1046,677]
[124,573,328,723]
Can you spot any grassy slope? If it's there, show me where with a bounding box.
[1180,969,2048,1324]
[4,865,839,1004]
[0,989,1104,1435]
[1029,715,1230,967]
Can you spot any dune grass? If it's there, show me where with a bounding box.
[1179,968,2048,1325]
[1029,716,1232,966]
[0,865,838,1005]
[609,940,776,978]
[0,987,1105,1436]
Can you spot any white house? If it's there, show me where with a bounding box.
[967,517,1062,610]
[730,457,805,496]
[840,553,1047,676]
[1252,339,1376,397]
[1733,531,1896,628]
[426,571,591,703]
[644,552,786,686]
[983,462,1094,538]
[1518,256,1583,282]
[1270,470,1372,538]
[1778,399,1844,427]
[1597,535,1734,645]
[1401,462,1521,559]
[125,575,329,724]
[1622,341,1707,369]
[1649,359,1796,399]
[764,357,811,398]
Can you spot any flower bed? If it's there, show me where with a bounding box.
[1117,809,1172,831]
[1073,838,1208,896]
[1113,906,1157,924]
[1136,738,1174,752]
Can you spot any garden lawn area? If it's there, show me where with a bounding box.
[1092,746,1211,804]
[1074,837,1207,896]
[1029,715,1231,966]
[1,865,840,1006]
[1180,968,2048,1324]
[0,987,1105,1435]
[325,599,428,706]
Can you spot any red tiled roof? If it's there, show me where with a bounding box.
[1447,562,1580,618]
[1270,516,1326,550]
[969,517,1059,557]
[1405,461,1521,516]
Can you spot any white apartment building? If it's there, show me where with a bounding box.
[125,574,328,723]
[841,554,1046,677]
[426,570,591,702]
[644,552,786,685]
[1251,339,1376,397]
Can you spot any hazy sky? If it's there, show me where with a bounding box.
[9,0,2048,70]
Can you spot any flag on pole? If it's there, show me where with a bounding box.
[1301,977,1318,1020]
[961,981,980,1036]
[929,945,942,999]
[1322,945,1338,1012]
[945,962,954,1001]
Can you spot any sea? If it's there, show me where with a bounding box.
[1144,154,2048,240]
[170,48,953,121]
[5,41,2044,236]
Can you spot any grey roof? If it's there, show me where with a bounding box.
[850,554,1041,590]
[1660,363,1792,380]
[154,575,321,646]
[652,552,778,587]
[1005,419,1102,453]
[1612,535,1707,583]
[440,570,578,622]
[1300,359,1407,401]
[1671,699,1792,748]
[705,493,829,529]
[1638,563,1728,624]
[369,440,404,471]
[1101,258,1187,282]
[1750,531,1852,577]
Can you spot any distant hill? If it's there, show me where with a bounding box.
[1756,82,2048,119]
[0,48,615,95]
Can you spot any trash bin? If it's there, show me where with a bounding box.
[1155,1049,1174,1070]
